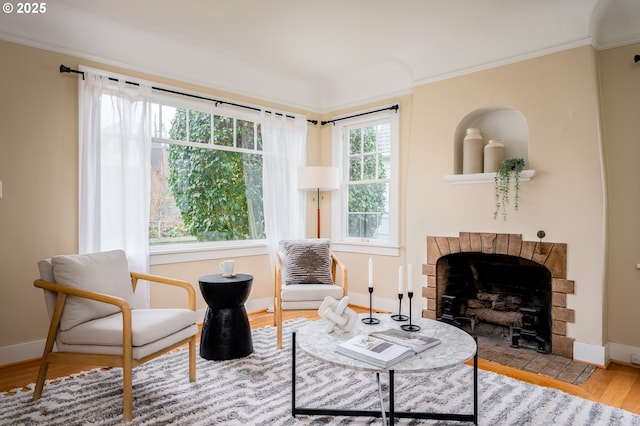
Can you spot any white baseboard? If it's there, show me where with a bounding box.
[608,342,640,365]
[0,339,45,366]
[573,341,608,367]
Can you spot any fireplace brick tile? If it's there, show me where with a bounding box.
[426,237,441,265]
[459,232,472,252]
[507,234,523,256]
[435,237,451,256]
[448,237,461,253]
[532,244,551,266]
[552,292,567,307]
[520,241,536,260]
[423,263,436,276]
[496,233,509,254]
[427,275,436,288]
[553,320,568,335]
[427,298,436,311]
[480,233,497,253]
[543,244,568,279]
[422,309,436,320]
[552,334,575,358]
[469,233,482,251]
[552,279,575,294]
[424,286,436,300]
[552,307,575,323]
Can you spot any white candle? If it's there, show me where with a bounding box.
[398,266,403,294]
[407,263,413,292]
[368,257,373,288]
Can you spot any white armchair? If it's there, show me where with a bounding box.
[274,239,348,349]
[33,250,197,423]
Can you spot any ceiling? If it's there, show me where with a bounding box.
[1,0,639,113]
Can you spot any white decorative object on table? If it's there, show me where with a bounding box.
[318,296,358,333]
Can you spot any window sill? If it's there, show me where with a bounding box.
[443,169,536,184]
[149,241,268,265]
[332,242,400,257]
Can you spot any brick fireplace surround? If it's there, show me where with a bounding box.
[422,232,575,358]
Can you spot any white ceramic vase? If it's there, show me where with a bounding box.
[462,128,484,174]
[484,139,506,173]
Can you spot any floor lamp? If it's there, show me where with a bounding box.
[298,166,339,238]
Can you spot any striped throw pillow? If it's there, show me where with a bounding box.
[281,239,333,285]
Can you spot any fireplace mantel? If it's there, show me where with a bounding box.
[422,232,575,358]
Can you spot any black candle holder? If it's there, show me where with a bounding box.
[390,293,409,321]
[362,287,380,324]
[400,291,421,332]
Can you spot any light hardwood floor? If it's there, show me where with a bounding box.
[1,308,639,416]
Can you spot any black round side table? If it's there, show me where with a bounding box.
[198,273,253,360]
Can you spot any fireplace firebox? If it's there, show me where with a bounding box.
[436,252,552,353]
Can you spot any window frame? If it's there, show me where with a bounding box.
[331,106,400,256]
[149,93,269,264]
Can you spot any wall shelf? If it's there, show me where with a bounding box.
[443,169,536,184]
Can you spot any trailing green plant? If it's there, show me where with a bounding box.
[494,157,525,220]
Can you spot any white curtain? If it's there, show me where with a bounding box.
[261,111,308,264]
[79,73,152,308]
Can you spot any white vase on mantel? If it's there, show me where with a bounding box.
[483,139,506,173]
[462,128,484,174]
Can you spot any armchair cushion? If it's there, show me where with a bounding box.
[51,250,135,331]
[280,239,333,285]
[59,308,197,347]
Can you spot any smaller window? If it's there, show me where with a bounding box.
[332,107,399,250]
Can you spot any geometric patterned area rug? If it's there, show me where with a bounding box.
[1,319,639,425]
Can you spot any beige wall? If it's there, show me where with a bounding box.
[1,38,638,364]
[598,42,640,349]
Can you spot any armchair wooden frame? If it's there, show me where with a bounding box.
[274,252,348,349]
[33,272,197,423]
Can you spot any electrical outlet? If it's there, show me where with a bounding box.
[632,353,640,365]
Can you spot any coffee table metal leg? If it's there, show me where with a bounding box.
[376,373,387,426]
[389,370,395,425]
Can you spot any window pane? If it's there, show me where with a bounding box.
[237,119,255,149]
[363,126,377,153]
[349,156,362,181]
[188,110,211,143]
[349,129,361,155]
[150,143,192,244]
[164,106,185,141]
[347,182,388,239]
[214,115,234,147]
[363,154,377,180]
[256,123,263,151]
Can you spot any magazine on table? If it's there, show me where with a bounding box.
[335,335,415,368]
[369,328,441,353]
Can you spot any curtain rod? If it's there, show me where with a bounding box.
[59,65,318,125]
[321,104,399,126]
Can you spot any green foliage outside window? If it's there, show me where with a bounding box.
[165,108,265,241]
[347,125,388,238]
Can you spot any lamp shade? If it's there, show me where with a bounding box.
[297,166,339,191]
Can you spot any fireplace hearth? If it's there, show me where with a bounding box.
[423,232,576,358]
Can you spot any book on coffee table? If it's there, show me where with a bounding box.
[335,335,415,368]
[369,328,441,353]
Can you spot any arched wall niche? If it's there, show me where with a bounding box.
[453,106,529,175]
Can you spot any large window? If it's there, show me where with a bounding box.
[150,100,265,249]
[332,108,399,252]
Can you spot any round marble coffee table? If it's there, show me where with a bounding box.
[291,314,478,425]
